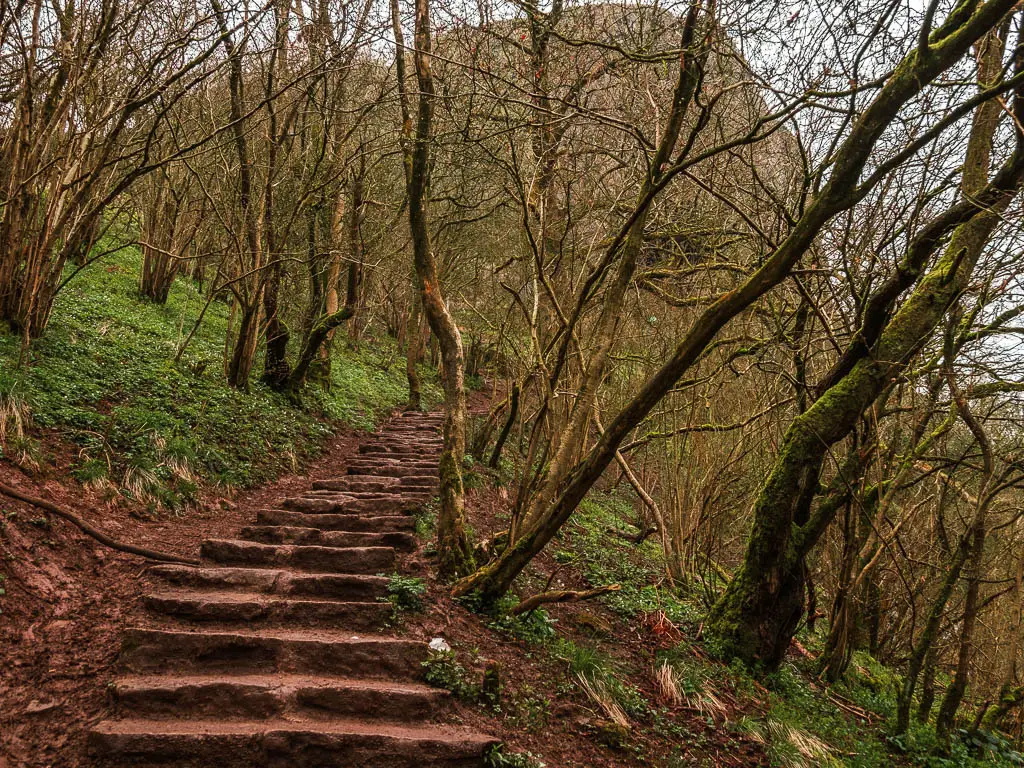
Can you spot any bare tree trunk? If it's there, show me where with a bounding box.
[451,2,1020,606]
[346,160,366,343]
[405,292,425,411]
[401,0,474,578]
[213,0,264,391]
[489,383,520,469]
[261,0,292,390]
[228,303,261,390]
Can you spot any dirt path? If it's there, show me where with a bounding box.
[1,412,496,768]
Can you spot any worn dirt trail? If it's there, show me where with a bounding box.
[87,410,497,767]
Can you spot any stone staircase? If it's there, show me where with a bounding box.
[88,411,498,767]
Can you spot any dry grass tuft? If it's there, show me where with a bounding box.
[0,391,39,469]
[577,674,630,729]
[688,686,728,721]
[0,390,31,446]
[655,661,683,707]
[766,719,835,768]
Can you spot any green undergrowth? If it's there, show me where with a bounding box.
[468,479,1024,767]
[381,573,427,624]
[0,243,437,511]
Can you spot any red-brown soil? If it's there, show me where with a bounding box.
[1,398,768,768]
[400,479,770,768]
[0,426,362,768]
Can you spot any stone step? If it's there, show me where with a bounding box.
[144,592,391,629]
[320,477,401,492]
[255,509,415,533]
[240,525,417,551]
[347,458,440,468]
[347,465,440,478]
[314,475,439,492]
[283,496,425,516]
[370,441,442,451]
[117,628,425,679]
[359,444,439,456]
[89,718,497,767]
[362,441,439,449]
[397,479,438,489]
[110,673,451,722]
[309,479,435,495]
[148,565,389,601]
[345,468,439,480]
[201,539,394,574]
[302,489,432,503]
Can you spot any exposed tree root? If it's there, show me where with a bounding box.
[511,584,620,615]
[0,480,200,564]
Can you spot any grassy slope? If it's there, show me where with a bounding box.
[572,494,1024,767]
[0,245,432,510]
[461,483,1022,768]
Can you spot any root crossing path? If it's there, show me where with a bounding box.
[88,410,498,767]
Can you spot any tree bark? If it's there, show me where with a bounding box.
[403,0,475,578]
[489,383,520,468]
[708,22,1022,667]
[405,290,425,410]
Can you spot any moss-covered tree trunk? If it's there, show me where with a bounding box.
[709,22,1022,667]
[451,2,1019,605]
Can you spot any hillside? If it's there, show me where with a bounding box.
[0,243,425,505]
[5,0,1024,766]
[0,248,1019,766]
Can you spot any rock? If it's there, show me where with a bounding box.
[594,718,629,749]
[574,610,613,635]
[429,637,451,652]
[25,699,59,714]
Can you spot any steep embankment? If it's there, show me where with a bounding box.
[87,410,497,767]
[0,245,433,766]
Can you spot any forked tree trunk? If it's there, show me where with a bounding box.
[139,167,195,304]
[403,0,474,578]
[140,241,181,304]
[710,24,1021,668]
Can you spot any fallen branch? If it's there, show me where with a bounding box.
[511,584,621,615]
[825,691,875,723]
[0,480,200,564]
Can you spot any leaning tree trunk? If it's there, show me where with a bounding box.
[896,530,977,734]
[404,0,474,578]
[227,301,261,390]
[708,24,1022,667]
[489,382,520,469]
